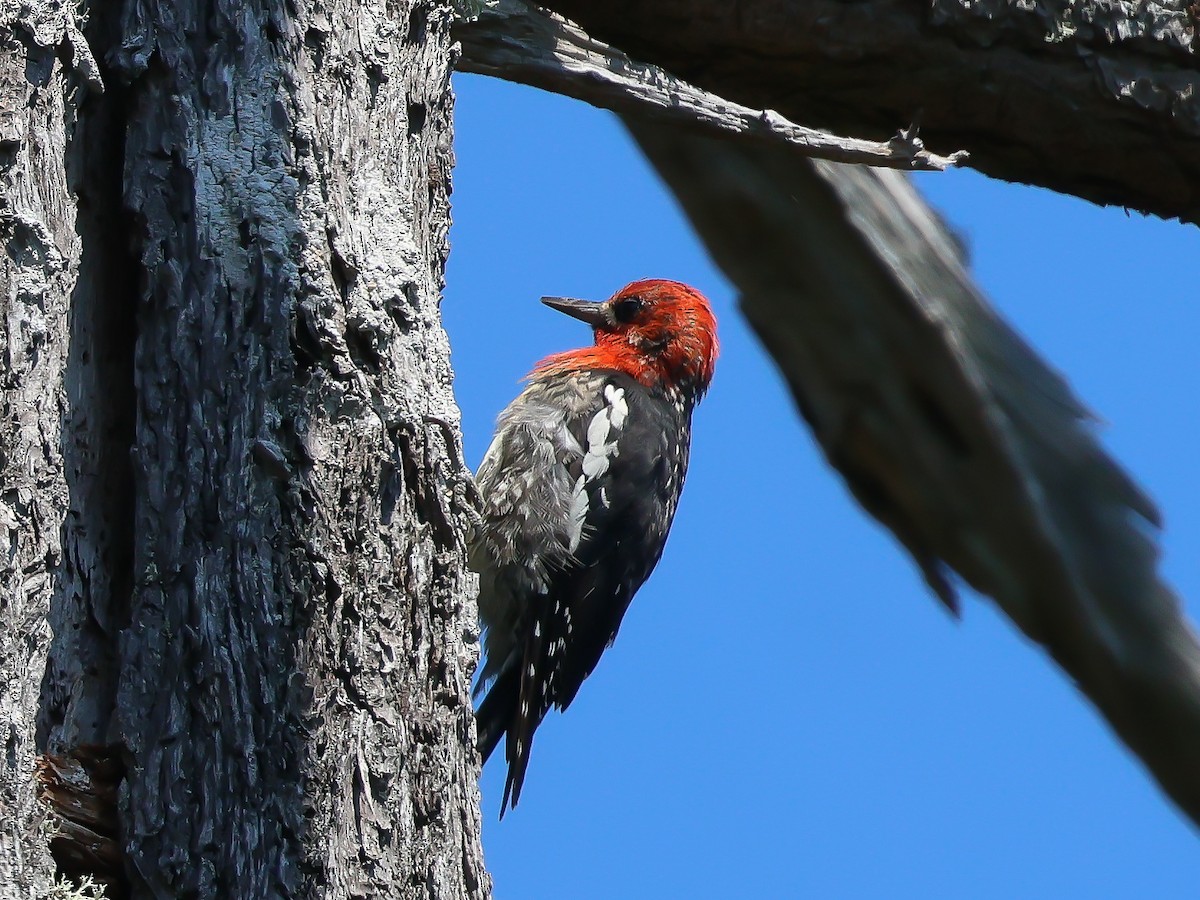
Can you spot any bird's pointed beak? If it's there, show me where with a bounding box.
[540,296,610,328]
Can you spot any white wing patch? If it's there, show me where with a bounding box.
[566,384,627,552]
[582,414,613,479]
[566,475,590,552]
[605,383,629,429]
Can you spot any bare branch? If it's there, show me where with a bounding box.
[628,122,1200,827]
[546,0,1200,223]
[454,1,968,171]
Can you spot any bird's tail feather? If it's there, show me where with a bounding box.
[475,664,519,767]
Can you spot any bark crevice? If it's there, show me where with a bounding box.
[39,0,137,769]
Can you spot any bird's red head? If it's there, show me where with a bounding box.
[532,279,719,397]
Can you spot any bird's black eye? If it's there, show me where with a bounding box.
[612,296,645,323]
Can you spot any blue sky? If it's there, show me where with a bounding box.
[444,74,1200,898]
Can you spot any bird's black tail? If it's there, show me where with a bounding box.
[475,664,519,767]
[476,662,545,818]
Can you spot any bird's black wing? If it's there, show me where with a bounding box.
[502,372,690,811]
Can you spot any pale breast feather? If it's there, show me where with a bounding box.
[472,381,587,578]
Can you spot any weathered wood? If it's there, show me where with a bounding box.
[627,123,1200,826]
[3,0,489,896]
[104,0,486,895]
[0,3,99,894]
[35,747,125,892]
[454,0,968,171]
[547,0,1200,223]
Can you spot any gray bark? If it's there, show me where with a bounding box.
[2,0,488,897]
[0,3,87,894]
[545,0,1200,223]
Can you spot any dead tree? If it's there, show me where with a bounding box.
[1,0,1196,896]
[2,1,486,896]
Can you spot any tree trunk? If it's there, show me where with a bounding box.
[1,1,488,897]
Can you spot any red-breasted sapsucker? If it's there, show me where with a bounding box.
[471,278,719,815]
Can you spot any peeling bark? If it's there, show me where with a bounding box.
[35,747,125,892]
